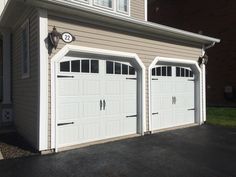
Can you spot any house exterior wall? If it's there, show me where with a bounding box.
[148,0,235,107]
[12,8,39,148]
[47,15,202,148]
[131,0,145,20]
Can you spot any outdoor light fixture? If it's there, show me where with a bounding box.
[49,26,61,49]
[198,53,208,65]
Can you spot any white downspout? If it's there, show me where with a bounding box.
[200,50,206,123]
[201,42,215,123]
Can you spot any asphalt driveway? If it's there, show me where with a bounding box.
[0,125,236,177]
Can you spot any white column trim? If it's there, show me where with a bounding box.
[148,56,203,132]
[50,44,146,151]
[201,48,207,122]
[2,30,11,105]
[38,8,49,151]
[144,0,148,21]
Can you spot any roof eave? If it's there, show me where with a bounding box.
[1,0,220,45]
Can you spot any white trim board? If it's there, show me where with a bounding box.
[38,8,49,151]
[148,56,203,132]
[144,0,148,21]
[50,45,146,151]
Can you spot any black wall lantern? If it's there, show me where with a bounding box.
[198,53,208,65]
[49,26,61,49]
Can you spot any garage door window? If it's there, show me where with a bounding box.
[106,61,135,75]
[152,66,172,77]
[176,67,193,77]
[91,60,99,73]
[60,61,70,72]
[71,60,80,72]
[60,59,99,73]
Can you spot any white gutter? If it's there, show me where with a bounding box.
[205,42,216,50]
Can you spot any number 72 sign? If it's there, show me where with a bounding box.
[61,32,76,43]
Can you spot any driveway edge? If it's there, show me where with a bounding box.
[0,150,3,160]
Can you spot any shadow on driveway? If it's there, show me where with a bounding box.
[0,125,236,177]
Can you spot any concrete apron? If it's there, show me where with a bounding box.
[0,150,3,160]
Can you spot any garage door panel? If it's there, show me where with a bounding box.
[104,80,121,95]
[104,119,122,138]
[56,59,137,148]
[151,65,195,131]
[78,122,101,142]
[58,103,79,121]
[124,98,136,114]
[58,79,80,96]
[160,96,172,109]
[58,125,78,147]
[124,80,136,95]
[82,79,101,95]
[82,100,101,117]
[124,117,137,134]
[104,99,122,116]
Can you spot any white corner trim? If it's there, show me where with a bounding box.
[148,56,202,132]
[38,8,49,151]
[50,44,146,150]
[144,0,148,21]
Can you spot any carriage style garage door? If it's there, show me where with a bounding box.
[56,57,137,148]
[151,65,195,130]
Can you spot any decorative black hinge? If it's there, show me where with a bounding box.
[57,75,74,78]
[126,78,137,80]
[57,122,74,126]
[126,115,137,118]
[152,112,159,115]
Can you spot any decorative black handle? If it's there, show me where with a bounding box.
[100,100,102,110]
[188,108,195,111]
[152,112,159,115]
[103,100,106,110]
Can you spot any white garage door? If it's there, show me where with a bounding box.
[56,57,137,148]
[151,65,195,130]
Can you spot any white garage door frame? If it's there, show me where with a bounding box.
[148,56,203,132]
[50,45,146,151]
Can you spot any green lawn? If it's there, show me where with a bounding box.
[207,107,236,128]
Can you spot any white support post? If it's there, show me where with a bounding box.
[38,8,49,151]
[201,63,206,122]
[200,47,207,123]
[2,30,11,105]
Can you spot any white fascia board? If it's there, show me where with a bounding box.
[38,8,49,151]
[30,0,220,45]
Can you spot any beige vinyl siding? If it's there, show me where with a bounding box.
[12,8,39,149]
[48,16,201,148]
[131,0,145,20]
